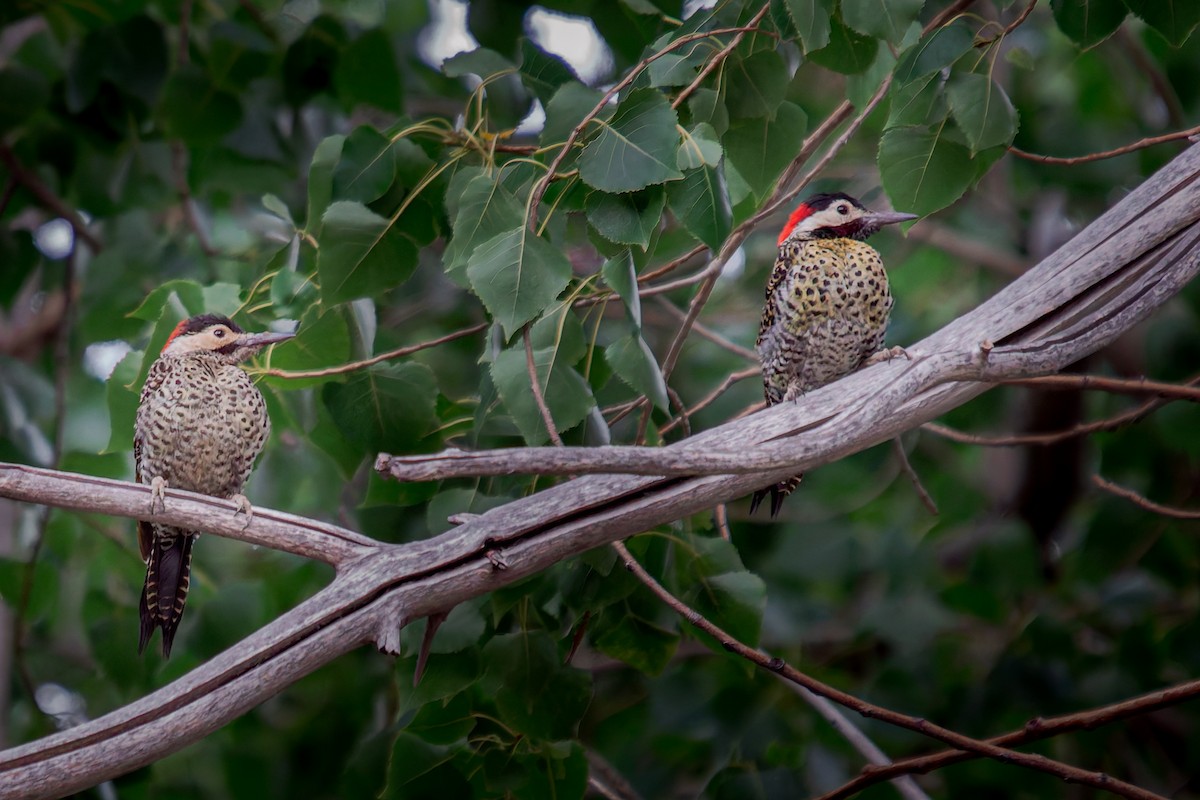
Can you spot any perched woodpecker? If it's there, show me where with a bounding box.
[752,193,916,517]
[134,313,293,656]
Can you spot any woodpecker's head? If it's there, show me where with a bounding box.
[777,193,917,246]
[161,314,295,363]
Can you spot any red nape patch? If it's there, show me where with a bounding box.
[777,203,813,245]
[161,320,190,353]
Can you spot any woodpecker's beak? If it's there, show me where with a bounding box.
[866,210,919,227]
[238,330,296,349]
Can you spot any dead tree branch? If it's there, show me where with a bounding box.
[1,142,1199,800]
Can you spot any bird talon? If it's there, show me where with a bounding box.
[231,494,253,529]
[865,345,909,366]
[148,476,168,515]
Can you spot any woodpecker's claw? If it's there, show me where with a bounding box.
[231,494,253,529]
[149,476,168,515]
[865,345,910,366]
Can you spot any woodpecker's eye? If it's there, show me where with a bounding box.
[213,328,226,338]
[837,204,849,215]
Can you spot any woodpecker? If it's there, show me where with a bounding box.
[134,313,293,656]
[752,193,916,517]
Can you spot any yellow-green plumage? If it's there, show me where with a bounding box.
[752,193,914,516]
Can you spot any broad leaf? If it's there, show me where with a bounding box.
[947,73,1018,153]
[893,20,974,82]
[677,122,723,170]
[783,0,833,52]
[332,126,398,204]
[842,0,925,44]
[491,340,596,445]
[159,65,243,145]
[322,363,438,454]
[480,632,593,740]
[318,201,418,304]
[260,305,351,389]
[307,134,345,232]
[519,38,578,103]
[807,14,878,74]
[579,88,683,193]
[724,50,788,120]
[593,608,679,675]
[443,168,528,277]
[443,47,515,78]
[1123,0,1200,47]
[465,226,572,338]
[879,124,976,216]
[666,164,732,250]
[723,101,807,201]
[600,250,641,326]
[1050,0,1127,47]
[586,186,665,248]
[605,331,670,410]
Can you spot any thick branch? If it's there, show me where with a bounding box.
[2,143,1200,800]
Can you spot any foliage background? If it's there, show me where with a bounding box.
[1,0,1199,797]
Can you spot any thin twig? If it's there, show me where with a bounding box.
[610,541,1155,799]
[261,323,488,379]
[0,144,101,253]
[821,678,1200,800]
[998,373,1200,402]
[660,367,759,436]
[525,326,564,447]
[1092,474,1200,520]
[712,503,731,541]
[891,437,938,515]
[1009,125,1200,166]
[651,297,757,361]
[527,24,768,232]
[671,4,770,110]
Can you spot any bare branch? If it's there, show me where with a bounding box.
[0,463,376,567]
[1009,125,1200,166]
[261,323,487,379]
[1092,474,1200,520]
[610,542,1154,799]
[997,373,1200,401]
[0,144,102,253]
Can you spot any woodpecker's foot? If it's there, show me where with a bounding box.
[148,476,168,515]
[783,381,805,403]
[231,494,253,529]
[865,345,910,366]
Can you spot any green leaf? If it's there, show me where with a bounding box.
[688,571,767,647]
[1049,0,1127,47]
[946,73,1018,153]
[491,341,596,445]
[893,20,975,83]
[129,280,241,321]
[481,632,592,740]
[443,168,528,277]
[318,200,418,304]
[465,226,572,338]
[1123,0,1200,46]
[104,349,142,454]
[260,306,351,389]
[261,193,294,226]
[887,70,949,128]
[605,332,670,410]
[519,38,578,103]
[579,88,683,193]
[723,101,807,201]
[332,126,399,204]
[783,0,833,52]
[807,14,879,74]
[540,82,607,148]
[159,65,243,145]
[585,186,665,248]
[879,123,977,217]
[724,50,789,120]
[444,47,514,78]
[0,67,49,134]
[677,122,723,170]
[334,28,402,112]
[593,609,680,675]
[666,164,732,250]
[600,250,641,326]
[322,363,438,454]
[842,0,925,44]
[306,134,345,232]
[687,88,729,136]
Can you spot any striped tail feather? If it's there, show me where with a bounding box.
[749,474,803,518]
[138,528,196,658]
